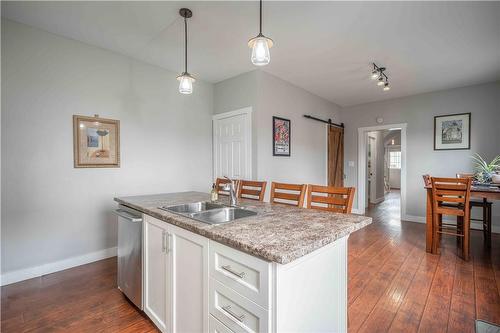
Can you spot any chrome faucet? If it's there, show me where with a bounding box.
[222,176,238,207]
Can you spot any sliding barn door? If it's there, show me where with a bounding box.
[328,126,344,187]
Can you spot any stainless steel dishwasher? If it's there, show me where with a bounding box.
[114,204,143,309]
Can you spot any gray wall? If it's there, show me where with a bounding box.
[366,131,386,204]
[341,82,500,226]
[1,20,214,275]
[214,70,341,200]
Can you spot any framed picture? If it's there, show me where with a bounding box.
[73,115,120,168]
[434,113,471,150]
[273,116,291,156]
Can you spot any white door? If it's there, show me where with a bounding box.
[213,108,252,180]
[169,224,209,333]
[367,135,377,207]
[143,216,169,333]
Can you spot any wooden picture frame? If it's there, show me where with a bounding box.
[273,116,291,156]
[434,112,471,150]
[73,115,120,168]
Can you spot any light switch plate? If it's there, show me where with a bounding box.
[348,161,355,167]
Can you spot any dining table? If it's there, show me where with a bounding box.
[425,183,500,253]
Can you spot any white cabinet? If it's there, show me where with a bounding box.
[143,215,208,333]
[143,216,169,332]
[143,214,348,333]
[170,224,209,332]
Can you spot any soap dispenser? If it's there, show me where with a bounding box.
[210,183,218,202]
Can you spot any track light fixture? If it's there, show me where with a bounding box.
[177,8,195,94]
[370,63,391,92]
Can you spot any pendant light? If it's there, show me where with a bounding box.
[248,0,273,66]
[177,8,195,94]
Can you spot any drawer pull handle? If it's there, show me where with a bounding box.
[221,265,245,279]
[222,305,245,322]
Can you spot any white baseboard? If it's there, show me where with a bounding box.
[371,196,385,204]
[0,247,117,286]
[402,214,500,233]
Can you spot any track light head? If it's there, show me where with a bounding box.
[383,82,390,91]
[370,70,379,80]
[377,77,385,86]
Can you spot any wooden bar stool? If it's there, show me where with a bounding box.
[306,185,355,213]
[238,180,267,201]
[215,177,240,197]
[431,177,472,260]
[456,173,492,245]
[270,182,307,207]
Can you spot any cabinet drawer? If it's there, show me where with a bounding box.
[210,278,269,333]
[210,315,234,333]
[209,241,270,308]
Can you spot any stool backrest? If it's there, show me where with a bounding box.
[270,182,307,207]
[306,185,355,213]
[215,178,240,196]
[238,180,267,201]
[430,177,471,216]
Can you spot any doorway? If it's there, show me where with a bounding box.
[357,123,407,219]
[212,107,252,181]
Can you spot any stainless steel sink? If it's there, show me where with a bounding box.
[190,207,257,225]
[160,201,257,225]
[161,201,224,214]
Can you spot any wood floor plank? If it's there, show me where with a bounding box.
[348,238,416,331]
[357,246,424,333]
[348,237,404,306]
[388,253,440,333]
[417,245,457,332]
[447,254,476,333]
[473,248,500,325]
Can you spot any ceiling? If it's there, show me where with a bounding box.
[2,1,500,106]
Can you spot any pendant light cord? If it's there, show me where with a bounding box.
[184,16,188,73]
[259,0,262,34]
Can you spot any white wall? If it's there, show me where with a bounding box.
[214,70,341,200]
[1,20,214,278]
[341,82,500,226]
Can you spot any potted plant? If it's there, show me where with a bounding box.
[471,154,500,183]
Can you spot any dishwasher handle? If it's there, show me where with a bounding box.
[114,209,143,222]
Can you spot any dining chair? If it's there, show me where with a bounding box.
[431,177,472,260]
[422,174,432,187]
[270,182,307,207]
[456,173,492,245]
[306,185,355,213]
[215,177,240,196]
[238,180,267,201]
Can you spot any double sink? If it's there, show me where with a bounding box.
[160,201,257,225]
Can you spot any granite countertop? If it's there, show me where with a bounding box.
[114,191,372,264]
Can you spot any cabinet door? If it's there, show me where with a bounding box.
[143,216,169,332]
[169,223,209,333]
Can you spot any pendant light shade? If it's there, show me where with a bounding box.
[249,0,273,66]
[178,8,194,94]
[177,72,195,94]
[248,35,273,66]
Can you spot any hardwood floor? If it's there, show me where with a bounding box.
[2,192,499,332]
[351,191,500,332]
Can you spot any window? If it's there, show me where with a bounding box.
[389,151,401,169]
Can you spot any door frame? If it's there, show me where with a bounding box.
[212,107,253,180]
[357,123,407,216]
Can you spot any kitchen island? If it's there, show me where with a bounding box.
[115,191,371,333]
